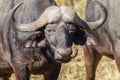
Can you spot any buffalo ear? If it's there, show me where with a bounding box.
[74,29,87,45]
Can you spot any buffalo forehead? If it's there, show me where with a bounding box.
[46,6,77,23]
[60,6,76,23]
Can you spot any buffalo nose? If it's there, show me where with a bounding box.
[56,48,72,58]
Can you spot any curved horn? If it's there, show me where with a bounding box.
[9,2,23,25]
[10,6,61,32]
[61,0,107,30]
[86,0,107,29]
[60,6,90,30]
[74,0,107,30]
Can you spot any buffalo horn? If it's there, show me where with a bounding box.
[60,0,107,30]
[75,0,107,30]
[10,0,107,31]
[10,5,61,31]
[86,0,107,29]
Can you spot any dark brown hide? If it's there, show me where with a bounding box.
[84,0,120,80]
[0,0,62,80]
[0,0,107,80]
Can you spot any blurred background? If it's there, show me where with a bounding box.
[10,0,120,80]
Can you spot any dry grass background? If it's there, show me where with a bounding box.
[8,0,120,80]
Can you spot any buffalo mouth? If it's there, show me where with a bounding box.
[55,48,78,63]
[56,58,71,63]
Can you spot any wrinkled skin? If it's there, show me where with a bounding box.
[44,22,86,62]
[1,10,86,80]
[0,0,62,80]
[84,0,120,80]
[0,0,87,80]
[0,0,107,80]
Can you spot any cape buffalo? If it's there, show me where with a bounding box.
[84,0,120,80]
[0,0,107,80]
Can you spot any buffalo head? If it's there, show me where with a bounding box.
[9,1,107,62]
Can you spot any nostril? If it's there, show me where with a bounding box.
[67,48,72,55]
[56,50,65,56]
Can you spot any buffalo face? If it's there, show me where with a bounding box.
[44,22,79,62]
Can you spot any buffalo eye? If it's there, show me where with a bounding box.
[45,24,57,36]
[46,28,55,35]
[47,29,54,33]
[66,23,76,33]
[69,27,76,33]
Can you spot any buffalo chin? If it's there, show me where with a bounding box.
[56,58,71,63]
